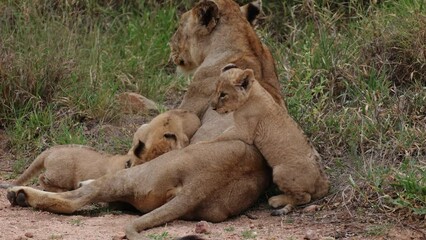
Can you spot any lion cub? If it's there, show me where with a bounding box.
[211,64,330,215]
[3,145,134,192]
[1,110,200,192]
[129,109,201,166]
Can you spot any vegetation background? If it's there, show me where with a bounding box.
[0,0,424,232]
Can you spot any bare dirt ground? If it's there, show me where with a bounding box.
[0,184,425,240]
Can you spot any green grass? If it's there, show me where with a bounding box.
[0,0,425,220]
[224,226,235,232]
[241,229,257,239]
[146,231,171,240]
[68,218,84,227]
[262,0,425,217]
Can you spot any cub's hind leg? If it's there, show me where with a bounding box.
[268,192,311,216]
[268,164,312,215]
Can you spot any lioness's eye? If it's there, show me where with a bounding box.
[219,92,227,99]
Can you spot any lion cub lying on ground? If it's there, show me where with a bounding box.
[2,109,200,192]
[0,145,134,192]
[211,64,330,215]
[129,109,201,166]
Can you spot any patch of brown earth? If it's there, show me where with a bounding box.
[0,186,424,240]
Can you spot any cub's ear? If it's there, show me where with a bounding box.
[133,140,145,158]
[194,0,219,32]
[240,0,262,26]
[221,63,238,73]
[233,69,255,91]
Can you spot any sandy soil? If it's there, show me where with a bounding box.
[0,185,424,240]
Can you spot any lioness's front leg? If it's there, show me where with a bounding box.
[125,193,202,240]
[7,184,98,214]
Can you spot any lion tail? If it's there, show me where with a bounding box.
[12,149,51,186]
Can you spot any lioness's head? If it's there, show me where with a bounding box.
[169,0,262,74]
[129,124,183,166]
[211,64,255,114]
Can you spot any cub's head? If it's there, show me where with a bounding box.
[211,64,255,114]
[129,124,184,166]
[169,0,262,74]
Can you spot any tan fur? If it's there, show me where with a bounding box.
[170,0,285,117]
[5,1,282,238]
[7,141,270,239]
[5,145,134,192]
[211,66,330,215]
[129,109,201,166]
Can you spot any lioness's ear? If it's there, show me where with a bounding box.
[133,140,145,158]
[234,69,255,91]
[194,0,219,32]
[240,0,262,26]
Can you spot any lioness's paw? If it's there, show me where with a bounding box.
[6,187,29,207]
[6,189,17,206]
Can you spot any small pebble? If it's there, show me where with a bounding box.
[195,220,210,234]
[303,204,319,213]
[24,232,33,238]
[304,229,319,240]
[112,235,126,240]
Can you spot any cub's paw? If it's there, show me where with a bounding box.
[268,196,293,216]
[267,195,284,208]
[6,187,29,207]
[271,206,292,216]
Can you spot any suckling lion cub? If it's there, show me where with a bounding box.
[211,64,330,215]
[129,109,201,166]
[1,145,134,192]
[1,110,201,191]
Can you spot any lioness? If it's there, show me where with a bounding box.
[7,141,270,239]
[1,145,133,192]
[6,0,282,238]
[170,0,285,117]
[211,64,330,215]
[129,109,201,166]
